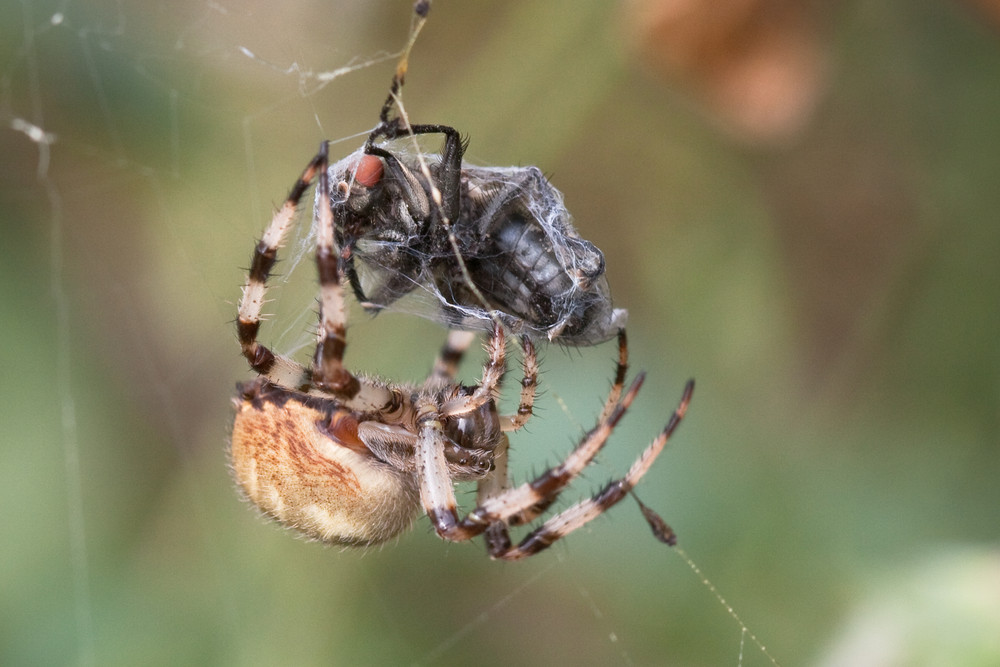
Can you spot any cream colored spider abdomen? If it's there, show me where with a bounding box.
[230,381,420,546]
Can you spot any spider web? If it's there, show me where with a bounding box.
[0,1,803,665]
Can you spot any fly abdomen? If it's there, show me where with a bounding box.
[470,214,571,327]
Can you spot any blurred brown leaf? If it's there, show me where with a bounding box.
[625,0,836,144]
[962,0,1000,28]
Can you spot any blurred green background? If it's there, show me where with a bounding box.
[2,1,999,665]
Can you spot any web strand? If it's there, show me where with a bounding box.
[673,547,782,666]
[17,1,96,661]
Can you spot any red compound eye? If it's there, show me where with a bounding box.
[354,154,383,187]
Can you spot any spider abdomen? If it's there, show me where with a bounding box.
[230,380,419,546]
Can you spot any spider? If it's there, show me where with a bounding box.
[230,143,694,559]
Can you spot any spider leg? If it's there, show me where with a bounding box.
[440,323,506,418]
[413,396,465,537]
[500,329,626,525]
[470,373,645,527]
[412,323,512,543]
[311,153,358,396]
[236,142,398,413]
[462,330,630,545]
[489,379,694,561]
[475,433,514,555]
[371,1,430,129]
[498,334,538,432]
[417,373,645,543]
[307,151,406,414]
[425,329,477,389]
[470,334,539,552]
[237,150,327,391]
[475,334,538,553]
[598,329,629,424]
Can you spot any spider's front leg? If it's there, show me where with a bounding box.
[236,149,328,391]
[312,158,357,396]
[308,145,398,414]
[413,408,489,543]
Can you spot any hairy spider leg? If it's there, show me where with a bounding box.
[411,333,693,562]
[498,334,538,433]
[599,329,630,424]
[475,430,513,555]
[439,323,507,418]
[237,142,396,412]
[424,327,538,430]
[412,324,537,477]
[312,152,358,396]
[474,332,538,551]
[426,329,477,387]
[501,329,628,526]
[375,0,431,128]
[237,151,327,391]
[413,364,645,545]
[446,330,627,552]
[489,379,694,560]
[416,376,642,541]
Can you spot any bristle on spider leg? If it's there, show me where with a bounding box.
[441,323,506,417]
